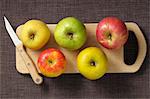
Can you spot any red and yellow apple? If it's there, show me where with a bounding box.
[37,48,66,77]
[96,17,128,49]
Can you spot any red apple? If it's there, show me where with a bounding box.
[37,48,66,77]
[96,17,128,49]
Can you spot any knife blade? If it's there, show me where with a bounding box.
[4,16,43,84]
[4,16,22,46]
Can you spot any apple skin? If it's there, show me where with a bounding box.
[77,47,107,80]
[96,17,128,49]
[54,17,87,50]
[37,48,66,77]
[20,20,50,50]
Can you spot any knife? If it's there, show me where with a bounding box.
[4,16,43,85]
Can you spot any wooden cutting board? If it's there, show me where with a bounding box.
[16,22,147,74]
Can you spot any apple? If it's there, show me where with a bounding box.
[37,48,66,77]
[96,17,128,49]
[20,20,50,50]
[77,47,107,80]
[54,17,87,50]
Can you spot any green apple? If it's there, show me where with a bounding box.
[20,20,50,50]
[77,47,107,80]
[54,17,87,50]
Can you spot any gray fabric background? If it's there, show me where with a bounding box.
[0,0,149,99]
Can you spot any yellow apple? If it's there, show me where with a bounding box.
[77,47,107,80]
[20,20,50,50]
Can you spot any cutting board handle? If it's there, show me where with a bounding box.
[123,22,147,72]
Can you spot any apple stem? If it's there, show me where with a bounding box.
[67,33,73,40]
[108,33,112,40]
[90,61,96,66]
[30,34,35,40]
[48,60,53,64]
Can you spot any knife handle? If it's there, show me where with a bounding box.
[17,44,43,85]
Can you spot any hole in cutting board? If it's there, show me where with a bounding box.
[124,31,138,65]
